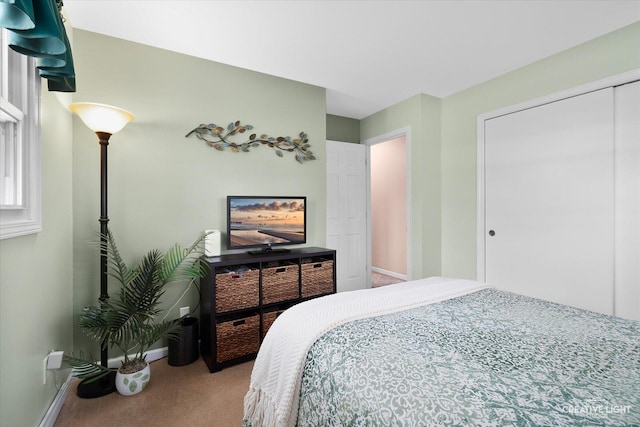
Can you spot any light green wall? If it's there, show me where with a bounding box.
[2,20,637,426]
[360,22,640,282]
[0,91,74,425]
[360,94,441,280]
[72,30,327,354]
[326,114,360,143]
[441,21,640,279]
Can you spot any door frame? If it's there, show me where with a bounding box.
[476,68,640,281]
[362,126,412,282]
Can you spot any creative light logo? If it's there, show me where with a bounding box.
[561,400,633,419]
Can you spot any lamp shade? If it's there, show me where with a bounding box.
[69,102,134,134]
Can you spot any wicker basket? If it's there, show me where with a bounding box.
[262,264,299,304]
[262,309,286,338]
[216,314,260,363]
[215,268,259,313]
[302,260,334,298]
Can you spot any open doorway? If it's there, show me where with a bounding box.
[366,133,409,287]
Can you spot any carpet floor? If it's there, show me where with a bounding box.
[371,271,405,287]
[55,276,402,426]
[54,357,253,427]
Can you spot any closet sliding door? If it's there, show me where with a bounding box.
[615,81,640,321]
[481,79,640,319]
[483,88,615,315]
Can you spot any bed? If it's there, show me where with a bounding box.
[243,277,640,426]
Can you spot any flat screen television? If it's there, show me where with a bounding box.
[227,196,306,253]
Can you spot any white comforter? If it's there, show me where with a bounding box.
[243,277,491,427]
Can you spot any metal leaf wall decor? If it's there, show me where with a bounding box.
[185,121,315,164]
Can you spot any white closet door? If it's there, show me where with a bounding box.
[614,81,640,321]
[484,88,615,315]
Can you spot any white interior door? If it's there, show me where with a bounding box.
[326,140,367,292]
[484,88,615,315]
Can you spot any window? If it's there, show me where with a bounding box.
[0,29,41,239]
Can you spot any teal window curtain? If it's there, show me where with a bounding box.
[0,0,75,92]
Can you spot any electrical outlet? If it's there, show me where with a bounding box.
[179,306,190,317]
[43,351,64,384]
[47,351,64,369]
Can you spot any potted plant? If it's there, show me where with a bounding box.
[66,229,207,396]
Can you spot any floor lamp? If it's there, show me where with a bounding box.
[70,102,134,398]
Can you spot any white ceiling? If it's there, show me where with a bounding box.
[62,1,640,119]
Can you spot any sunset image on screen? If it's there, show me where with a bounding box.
[229,197,305,247]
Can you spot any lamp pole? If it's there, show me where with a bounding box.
[70,102,134,398]
[97,131,111,368]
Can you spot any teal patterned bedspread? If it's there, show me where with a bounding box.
[297,289,640,426]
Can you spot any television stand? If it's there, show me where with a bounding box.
[247,246,291,255]
[199,247,336,372]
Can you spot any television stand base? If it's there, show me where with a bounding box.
[247,247,291,255]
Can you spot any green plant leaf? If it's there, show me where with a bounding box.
[76,230,207,371]
[63,353,113,383]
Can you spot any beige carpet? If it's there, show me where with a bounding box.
[371,272,405,287]
[54,357,253,427]
[55,276,400,426]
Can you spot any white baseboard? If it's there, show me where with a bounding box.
[39,372,74,427]
[39,346,170,427]
[371,266,407,280]
[106,346,169,369]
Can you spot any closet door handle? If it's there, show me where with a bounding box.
[489,230,496,236]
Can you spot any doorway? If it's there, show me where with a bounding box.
[365,129,410,287]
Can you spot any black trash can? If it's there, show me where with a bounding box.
[168,317,199,366]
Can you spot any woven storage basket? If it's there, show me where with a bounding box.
[302,260,334,298]
[215,268,259,313]
[262,309,286,338]
[216,314,260,363]
[262,264,299,304]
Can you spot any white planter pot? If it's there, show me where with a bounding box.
[115,363,150,396]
